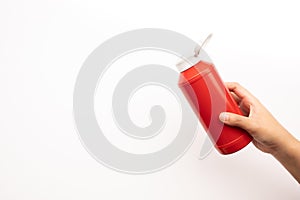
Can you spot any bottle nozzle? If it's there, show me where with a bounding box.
[194,33,213,57]
[176,33,213,72]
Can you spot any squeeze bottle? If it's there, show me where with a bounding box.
[177,35,252,154]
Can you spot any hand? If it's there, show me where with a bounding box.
[218,82,294,154]
[219,82,300,183]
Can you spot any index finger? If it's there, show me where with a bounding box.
[225,82,255,101]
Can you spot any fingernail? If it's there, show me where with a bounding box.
[219,112,229,122]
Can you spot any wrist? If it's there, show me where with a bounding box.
[271,133,300,184]
[272,133,300,160]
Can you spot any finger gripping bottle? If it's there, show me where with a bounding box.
[177,43,252,155]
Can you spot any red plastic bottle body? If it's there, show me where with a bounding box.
[178,61,252,154]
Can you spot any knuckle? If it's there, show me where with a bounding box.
[247,120,260,134]
[232,82,240,87]
[231,115,241,125]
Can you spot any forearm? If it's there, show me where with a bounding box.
[272,133,300,184]
[220,82,300,183]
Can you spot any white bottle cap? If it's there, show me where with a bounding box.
[176,55,201,72]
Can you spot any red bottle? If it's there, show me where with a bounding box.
[177,58,252,155]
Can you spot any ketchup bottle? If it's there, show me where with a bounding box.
[177,36,252,155]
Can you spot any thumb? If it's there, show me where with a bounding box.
[219,112,251,132]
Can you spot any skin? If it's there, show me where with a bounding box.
[219,82,300,184]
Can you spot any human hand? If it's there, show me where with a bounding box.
[218,82,298,156]
[219,82,300,183]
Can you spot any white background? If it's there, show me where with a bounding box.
[1,0,300,199]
